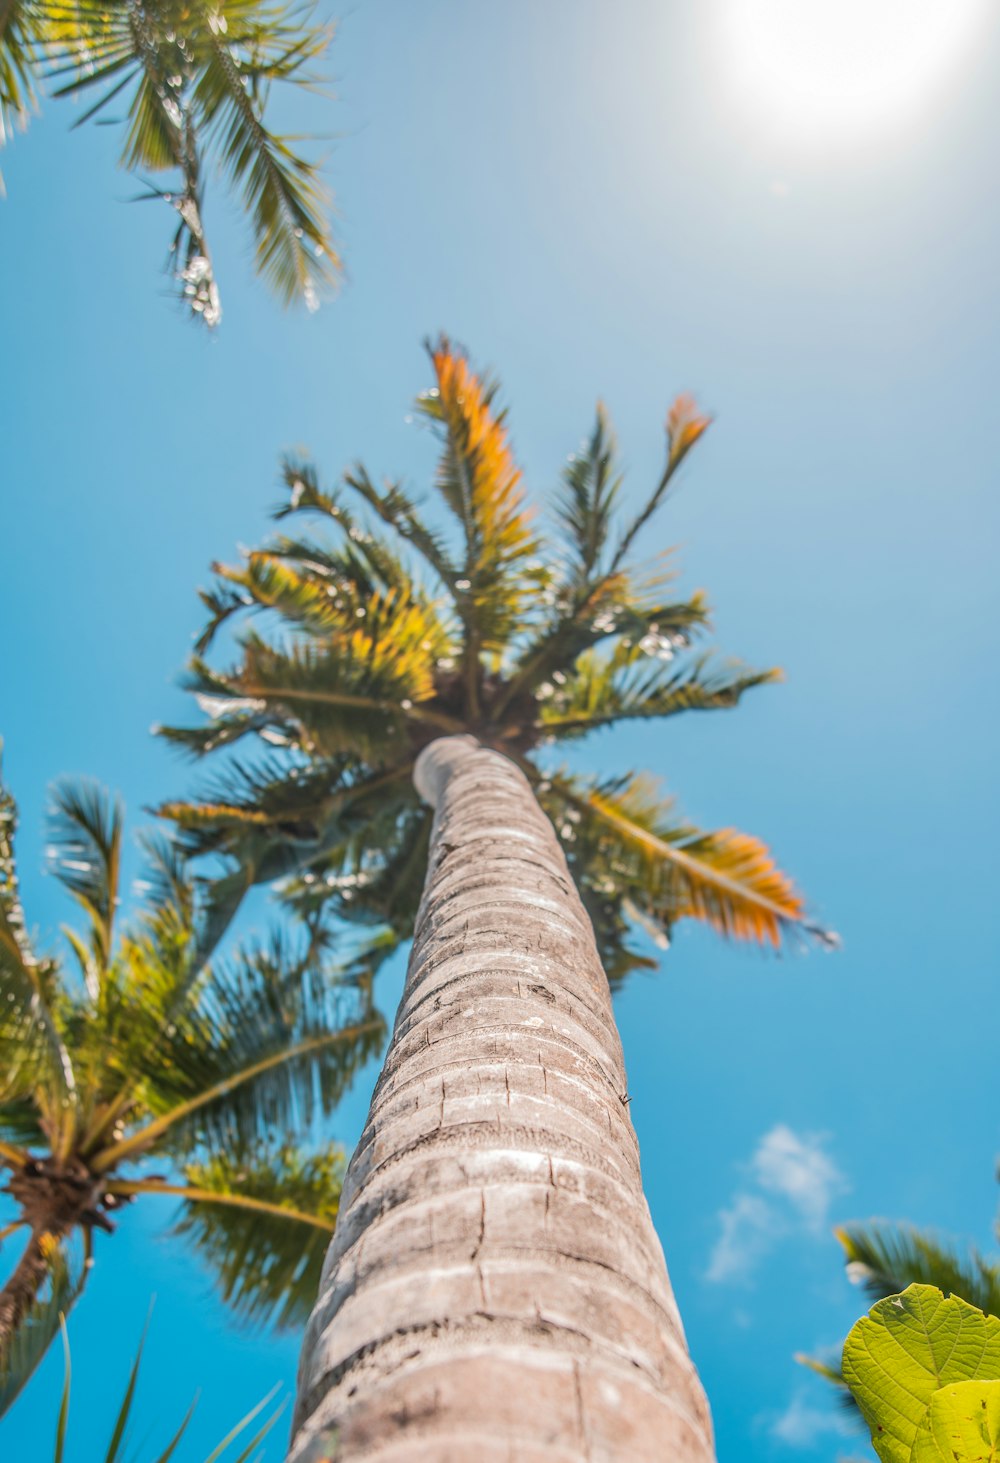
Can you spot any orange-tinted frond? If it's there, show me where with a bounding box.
[578,778,827,948]
[666,393,712,469]
[425,338,539,605]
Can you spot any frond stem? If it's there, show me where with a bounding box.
[105,1179,336,1230]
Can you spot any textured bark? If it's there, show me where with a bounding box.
[289,736,715,1463]
[0,1228,49,1349]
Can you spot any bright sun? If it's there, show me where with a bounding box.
[717,0,990,143]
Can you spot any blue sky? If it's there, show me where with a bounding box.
[2,1,999,1458]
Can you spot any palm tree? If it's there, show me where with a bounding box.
[0,762,383,1415]
[0,0,338,325]
[163,337,832,1460]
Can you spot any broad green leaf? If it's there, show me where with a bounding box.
[843,1285,1000,1463]
[910,1380,1000,1462]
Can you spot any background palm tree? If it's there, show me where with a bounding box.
[0,0,338,325]
[161,338,833,1458]
[0,762,383,1416]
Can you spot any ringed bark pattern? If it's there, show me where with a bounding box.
[289,736,715,1462]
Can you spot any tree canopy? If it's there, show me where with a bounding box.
[0,760,382,1412]
[162,335,834,983]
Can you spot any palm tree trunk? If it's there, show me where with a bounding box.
[0,1228,49,1349]
[290,736,715,1462]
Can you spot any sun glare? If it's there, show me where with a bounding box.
[717,0,990,144]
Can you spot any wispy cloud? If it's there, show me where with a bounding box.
[765,1393,854,1449]
[706,1124,847,1285]
[751,1124,845,1232]
[705,1193,775,1284]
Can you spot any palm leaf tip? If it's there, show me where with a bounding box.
[666,393,712,467]
[566,774,834,950]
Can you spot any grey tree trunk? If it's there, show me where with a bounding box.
[289,737,715,1462]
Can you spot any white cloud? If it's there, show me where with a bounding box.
[752,1124,846,1231]
[766,1393,854,1449]
[706,1193,778,1284]
[705,1125,847,1285]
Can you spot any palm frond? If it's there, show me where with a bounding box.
[536,650,781,741]
[48,0,222,325]
[341,463,458,590]
[173,1137,344,1329]
[556,403,623,582]
[48,1314,283,1461]
[835,1221,1000,1317]
[175,620,442,764]
[91,923,384,1163]
[0,769,73,1107]
[417,336,543,711]
[47,780,123,971]
[611,393,712,571]
[0,0,43,150]
[191,0,337,308]
[276,455,457,604]
[542,771,830,949]
[498,585,712,723]
[160,758,415,907]
[280,798,431,944]
[44,0,338,321]
[494,394,711,718]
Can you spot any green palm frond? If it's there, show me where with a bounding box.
[49,1316,283,1462]
[173,1137,344,1329]
[91,923,384,1162]
[47,780,123,973]
[191,0,337,308]
[38,0,338,323]
[0,0,43,150]
[555,402,623,583]
[497,585,712,725]
[281,797,431,942]
[536,649,780,740]
[340,463,458,590]
[160,758,416,912]
[274,456,451,605]
[169,584,452,765]
[835,1221,1000,1317]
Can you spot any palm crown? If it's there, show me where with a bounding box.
[0,0,338,324]
[0,763,382,1414]
[162,336,832,980]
